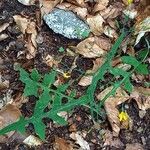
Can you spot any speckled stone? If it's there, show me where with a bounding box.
[43,8,90,39]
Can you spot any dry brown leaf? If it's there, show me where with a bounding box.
[54,136,74,150]
[76,37,110,58]
[17,0,36,5]
[104,130,124,148]
[65,0,86,7]
[0,23,9,33]
[100,2,123,19]
[87,14,104,36]
[13,15,37,59]
[125,143,144,150]
[57,3,88,20]
[78,75,93,86]
[44,54,59,67]
[0,34,8,41]
[0,104,21,142]
[104,25,118,39]
[93,0,109,12]
[97,86,129,136]
[40,0,61,17]
[13,15,29,34]
[87,57,105,74]
[131,87,150,110]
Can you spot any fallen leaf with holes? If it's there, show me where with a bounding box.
[97,86,129,136]
[78,75,93,86]
[17,0,36,5]
[13,15,37,59]
[54,136,74,150]
[87,14,104,36]
[131,86,150,110]
[0,104,22,142]
[93,0,109,12]
[76,36,111,58]
[0,23,9,33]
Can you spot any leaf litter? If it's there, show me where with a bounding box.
[0,0,150,149]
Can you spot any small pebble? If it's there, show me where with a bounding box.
[139,110,146,119]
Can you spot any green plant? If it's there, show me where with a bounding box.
[0,29,149,140]
[58,47,65,52]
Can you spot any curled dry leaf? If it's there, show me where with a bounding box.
[57,3,88,19]
[130,86,150,110]
[17,0,36,5]
[70,132,90,150]
[23,135,42,146]
[44,54,59,67]
[104,130,124,148]
[78,75,93,86]
[97,86,129,136]
[65,0,86,7]
[13,15,37,59]
[76,36,111,58]
[100,2,123,19]
[0,104,21,142]
[87,14,104,36]
[87,57,105,74]
[125,143,144,150]
[0,23,9,33]
[104,25,118,39]
[54,136,74,150]
[93,0,109,12]
[40,0,61,17]
[0,34,8,41]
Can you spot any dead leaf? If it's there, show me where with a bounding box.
[70,132,90,150]
[78,75,93,86]
[13,15,29,34]
[97,86,129,136]
[87,14,104,36]
[93,0,109,12]
[0,23,9,33]
[17,0,36,5]
[54,136,74,150]
[65,0,86,7]
[23,135,42,146]
[0,104,21,142]
[104,25,118,38]
[44,54,59,67]
[87,57,105,74]
[13,15,37,59]
[100,2,123,19]
[104,130,124,148]
[0,34,8,41]
[40,0,61,17]
[131,87,150,110]
[125,143,144,150]
[0,75,9,91]
[76,37,109,58]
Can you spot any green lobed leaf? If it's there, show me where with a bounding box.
[42,71,56,87]
[31,69,41,81]
[33,119,46,140]
[135,64,149,75]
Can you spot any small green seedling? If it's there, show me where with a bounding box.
[58,47,65,52]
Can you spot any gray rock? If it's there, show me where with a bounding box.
[43,8,90,39]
